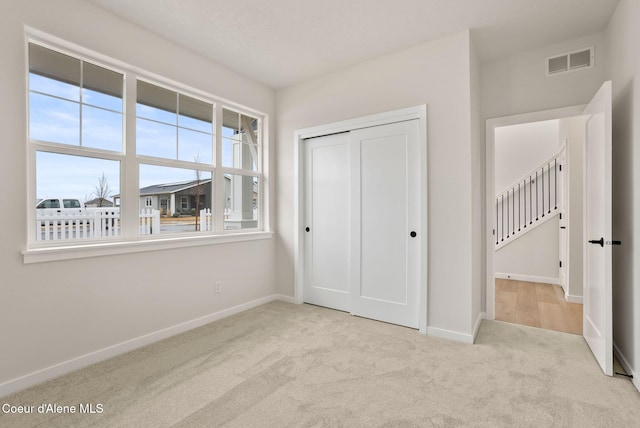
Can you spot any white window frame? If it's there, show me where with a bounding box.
[219,106,263,232]
[23,29,271,264]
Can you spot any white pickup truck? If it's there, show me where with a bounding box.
[36,198,83,213]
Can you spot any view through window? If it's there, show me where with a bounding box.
[28,40,264,245]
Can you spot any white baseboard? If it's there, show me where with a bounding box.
[472,312,486,343]
[495,272,560,285]
[427,326,475,344]
[614,342,639,393]
[0,294,292,398]
[274,294,296,304]
[565,294,583,304]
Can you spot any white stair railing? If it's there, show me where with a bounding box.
[495,146,565,247]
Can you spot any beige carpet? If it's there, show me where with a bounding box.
[1,301,638,427]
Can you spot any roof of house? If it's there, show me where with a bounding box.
[85,197,114,207]
[139,179,212,196]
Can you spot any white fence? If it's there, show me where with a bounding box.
[36,208,160,241]
[200,208,213,231]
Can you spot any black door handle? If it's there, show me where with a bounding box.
[410,231,417,238]
[305,227,310,232]
[588,237,604,247]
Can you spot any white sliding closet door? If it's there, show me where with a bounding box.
[303,133,351,311]
[302,120,420,328]
[350,120,420,328]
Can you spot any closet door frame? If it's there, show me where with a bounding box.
[293,105,428,334]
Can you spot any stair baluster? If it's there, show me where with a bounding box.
[495,150,563,248]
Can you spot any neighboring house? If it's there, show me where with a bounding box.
[113,176,257,217]
[113,179,212,216]
[84,197,114,208]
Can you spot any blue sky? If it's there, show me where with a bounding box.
[30,73,242,203]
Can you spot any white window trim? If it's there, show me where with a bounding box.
[24,28,270,263]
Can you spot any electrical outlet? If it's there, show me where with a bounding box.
[215,281,222,294]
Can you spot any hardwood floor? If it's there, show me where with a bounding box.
[495,279,582,335]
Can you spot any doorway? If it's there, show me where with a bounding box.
[294,106,428,332]
[487,82,614,376]
[486,105,587,329]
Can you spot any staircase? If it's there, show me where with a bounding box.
[495,146,565,250]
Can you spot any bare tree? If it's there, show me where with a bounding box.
[94,173,111,207]
[191,155,205,231]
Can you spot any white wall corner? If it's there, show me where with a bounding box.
[472,312,486,343]
[275,294,296,304]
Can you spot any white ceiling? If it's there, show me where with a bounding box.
[85,0,619,89]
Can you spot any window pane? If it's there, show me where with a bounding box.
[136,118,177,159]
[83,88,122,112]
[178,128,212,164]
[29,44,81,97]
[137,81,176,124]
[36,152,120,203]
[222,109,241,141]
[29,73,80,102]
[224,174,258,230]
[29,92,79,145]
[222,138,258,170]
[82,105,123,152]
[179,114,213,133]
[83,62,123,108]
[35,152,120,241]
[139,164,212,234]
[222,108,259,170]
[178,94,212,132]
[136,103,176,125]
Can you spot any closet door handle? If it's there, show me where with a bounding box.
[410,231,417,238]
[305,227,310,232]
[588,237,604,247]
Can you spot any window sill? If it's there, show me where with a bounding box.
[22,231,274,264]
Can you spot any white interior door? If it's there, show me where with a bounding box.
[303,133,350,311]
[350,120,420,328]
[583,80,613,376]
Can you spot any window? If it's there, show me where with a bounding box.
[29,42,123,244]
[27,36,266,254]
[221,108,261,230]
[29,44,124,151]
[136,80,216,234]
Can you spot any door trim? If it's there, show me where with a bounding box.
[294,105,428,333]
[485,105,585,320]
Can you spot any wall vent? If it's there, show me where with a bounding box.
[546,47,594,77]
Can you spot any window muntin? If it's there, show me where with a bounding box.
[27,37,265,250]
